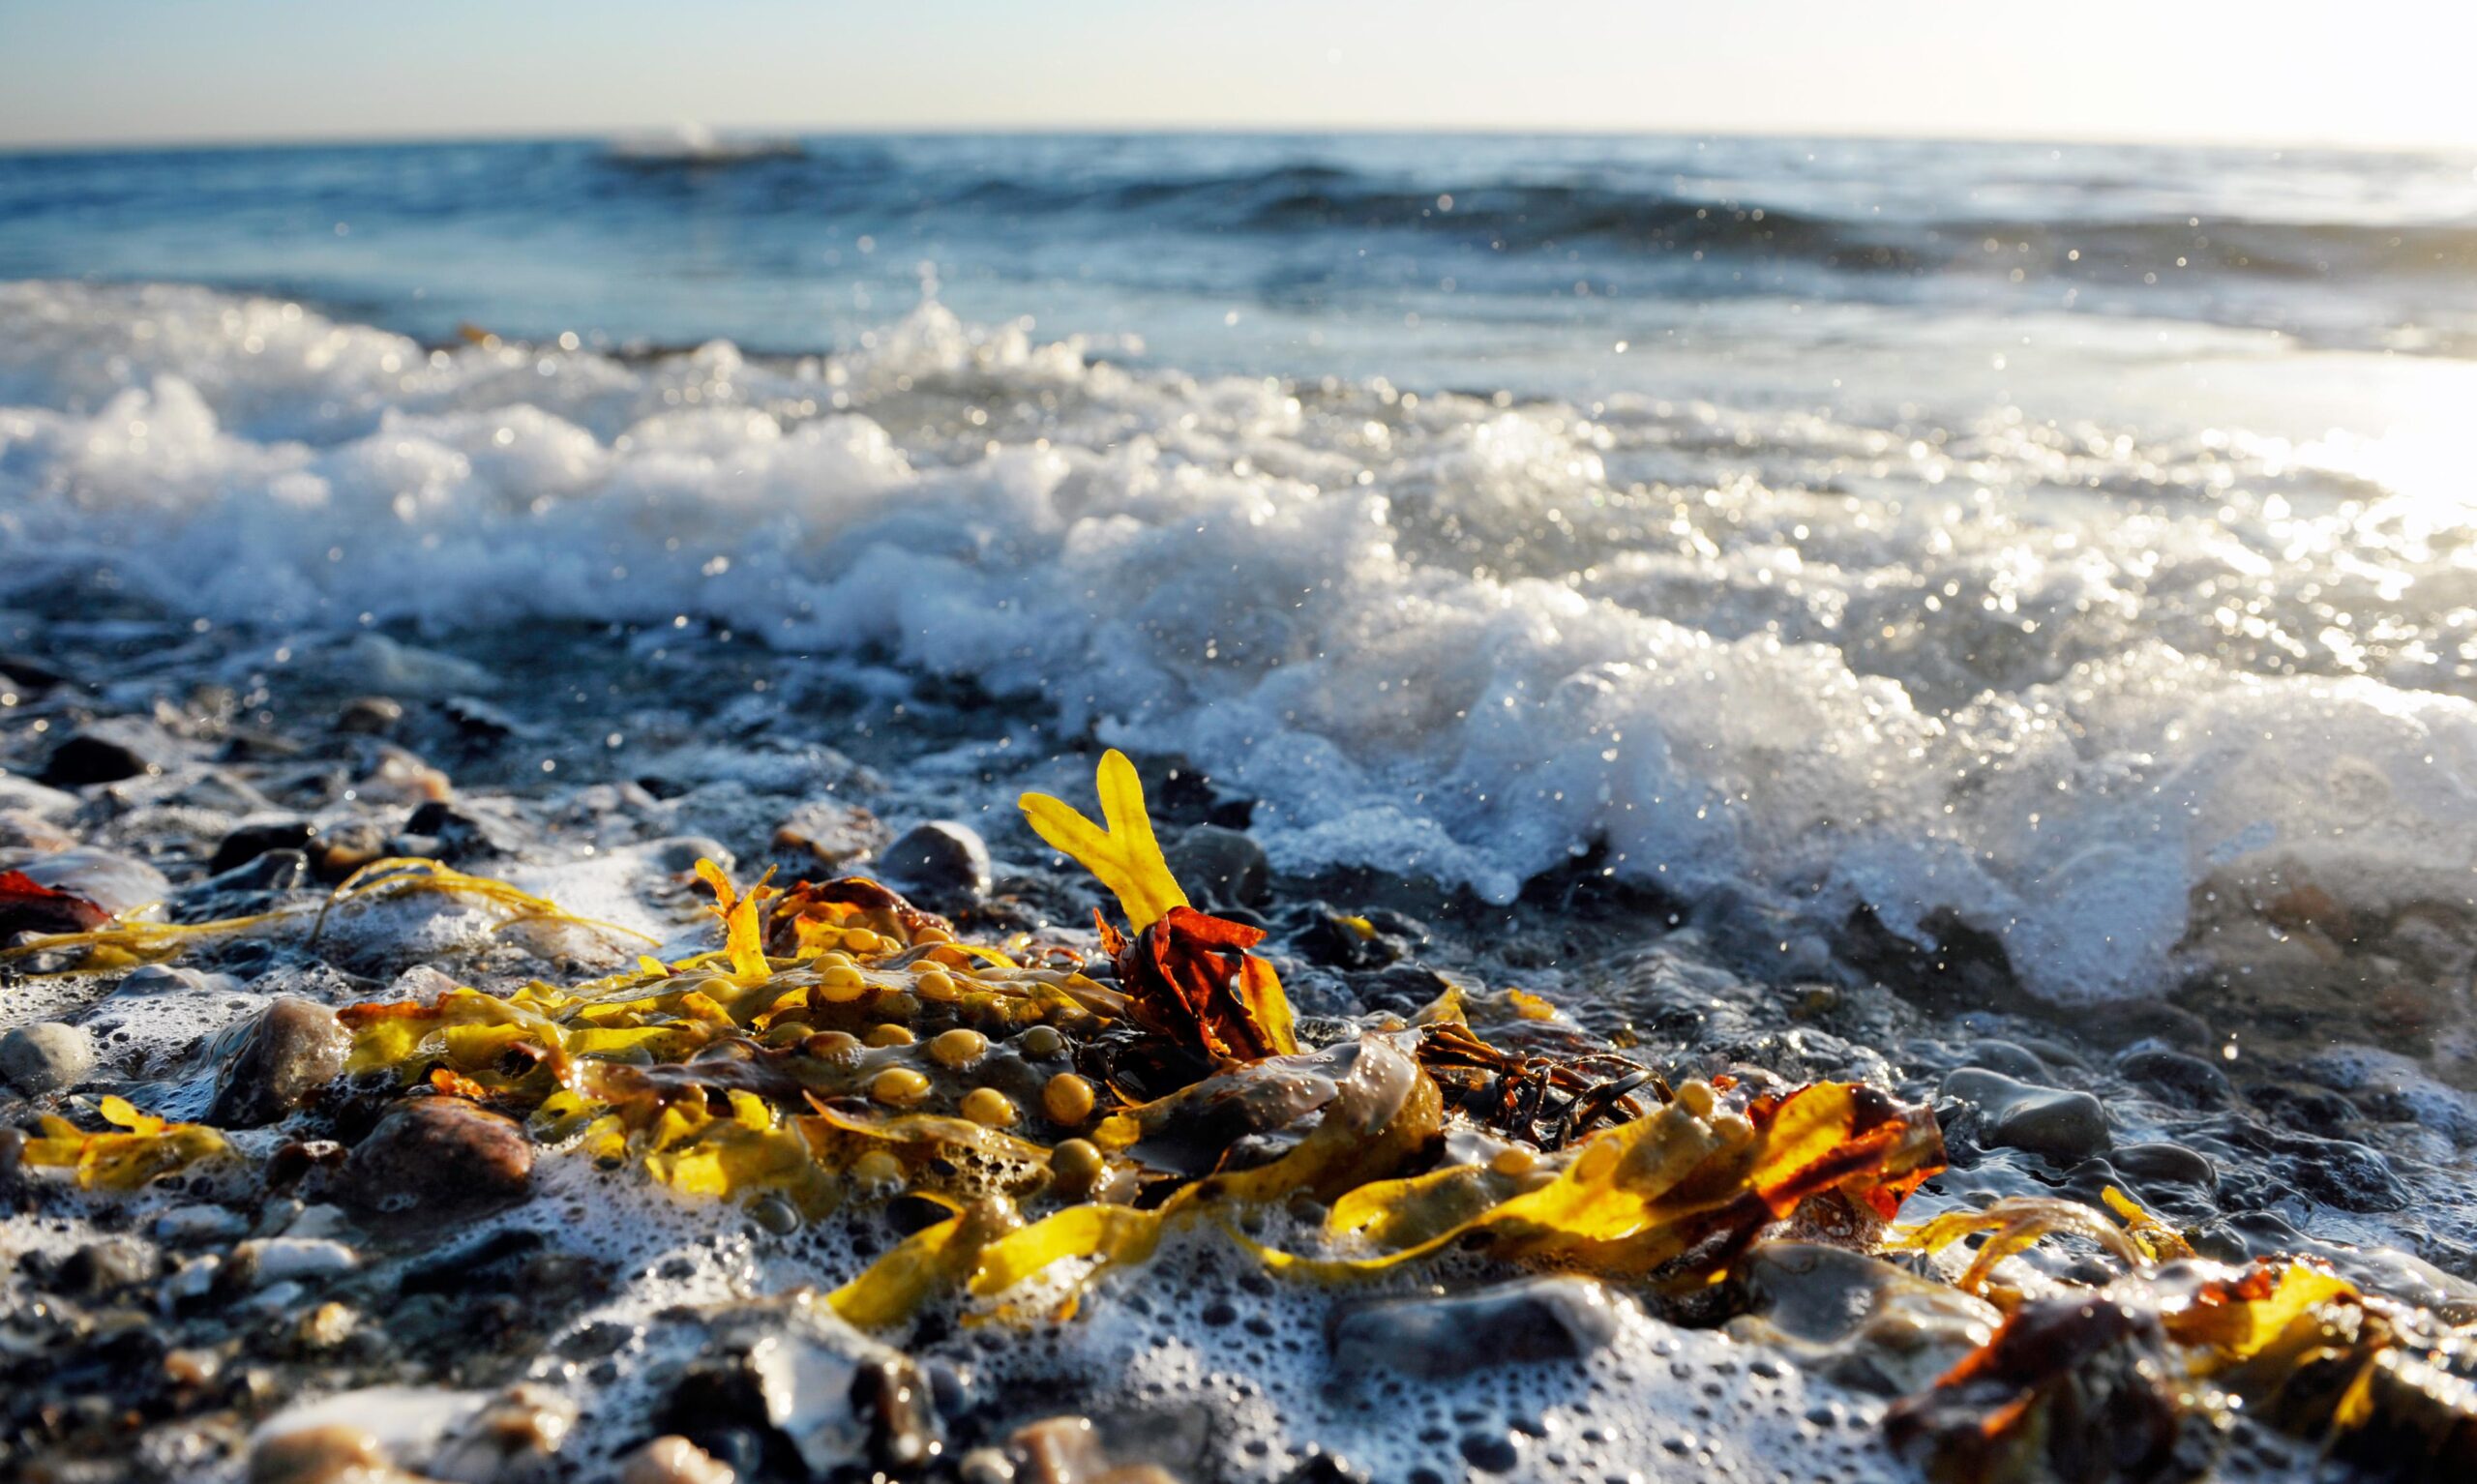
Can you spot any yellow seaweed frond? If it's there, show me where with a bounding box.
[0,908,295,970]
[2163,1260,2364,1373]
[2102,1184,2197,1262]
[832,1198,1024,1327]
[20,1096,229,1191]
[694,858,779,982]
[1261,1080,1942,1286]
[1020,749,1189,932]
[1884,1194,2146,1293]
[318,857,657,946]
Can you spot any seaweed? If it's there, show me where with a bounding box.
[0,870,109,936]
[1023,750,1298,1068]
[0,854,653,972]
[19,1096,229,1191]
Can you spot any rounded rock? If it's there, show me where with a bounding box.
[0,1021,96,1095]
[207,996,350,1127]
[880,821,992,902]
[1166,825,1271,909]
[620,1436,737,1484]
[1943,1068,2110,1164]
[249,1425,388,1484]
[342,1097,533,1217]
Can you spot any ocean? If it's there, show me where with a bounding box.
[6,130,2477,1010]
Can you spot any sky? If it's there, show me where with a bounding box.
[2,1,2472,151]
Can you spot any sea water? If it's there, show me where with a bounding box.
[5,132,2477,1012]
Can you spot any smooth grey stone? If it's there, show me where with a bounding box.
[0,1021,97,1094]
[1942,1067,2111,1163]
[2111,1141,2218,1189]
[1168,824,1271,909]
[880,821,992,901]
[2117,1048,2235,1110]
[1958,1039,2046,1081]
[114,964,243,997]
[1327,1275,1630,1378]
[11,847,171,916]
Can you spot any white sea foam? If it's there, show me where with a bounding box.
[8,280,2477,1006]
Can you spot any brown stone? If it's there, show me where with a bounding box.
[342,1096,533,1217]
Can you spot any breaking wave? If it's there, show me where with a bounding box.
[9,280,2477,1014]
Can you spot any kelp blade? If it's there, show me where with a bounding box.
[1020,749,1189,932]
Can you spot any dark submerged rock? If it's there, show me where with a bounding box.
[2116,1048,2236,1110]
[1167,824,1271,909]
[880,820,993,902]
[37,725,164,787]
[208,819,317,876]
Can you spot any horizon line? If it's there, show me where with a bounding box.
[2,119,2469,160]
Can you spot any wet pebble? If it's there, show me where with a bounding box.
[232,1236,360,1289]
[37,724,166,786]
[194,846,313,898]
[619,1436,737,1484]
[60,1235,162,1293]
[208,996,351,1127]
[0,1020,97,1094]
[342,1096,534,1216]
[335,696,403,735]
[2117,1048,2236,1110]
[114,963,244,998]
[151,1203,253,1246]
[1942,1067,2111,1164]
[1327,1275,1631,1378]
[208,818,317,876]
[880,820,992,902]
[647,835,734,876]
[0,806,76,850]
[247,1423,389,1484]
[402,799,521,863]
[1168,824,1271,909]
[1955,1039,2046,1081]
[432,1383,578,1484]
[2110,1141,2219,1189]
